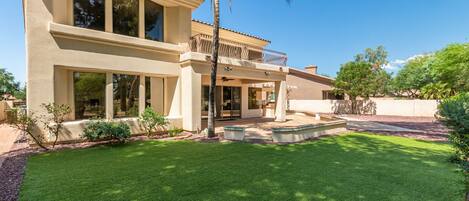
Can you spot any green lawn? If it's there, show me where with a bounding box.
[20,133,463,201]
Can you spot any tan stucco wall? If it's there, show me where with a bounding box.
[286,73,333,100]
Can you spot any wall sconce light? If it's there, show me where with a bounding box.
[224,66,233,72]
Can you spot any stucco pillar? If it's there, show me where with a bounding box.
[139,75,146,114]
[105,73,113,120]
[181,66,201,131]
[151,77,164,114]
[274,81,287,122]
[165,77,181,117]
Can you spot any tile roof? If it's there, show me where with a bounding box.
[192,19,271,43]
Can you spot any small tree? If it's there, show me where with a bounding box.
[438,93,469,161]
[41,103,71,148]
[334,61,374,114]
[138,107,167,136]
[10,109,49,150]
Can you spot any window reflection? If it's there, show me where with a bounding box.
[113,0,139,37]
[248,87,262,109]
[145,0,164,41]
[113,74,140,118]
[74,72,106,119]
[73,0,105,31]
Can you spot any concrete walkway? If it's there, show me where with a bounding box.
[340,116,424,133]
[0,124,20,168]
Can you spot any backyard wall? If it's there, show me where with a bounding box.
[288,99,439,117]
[0,101,8,122]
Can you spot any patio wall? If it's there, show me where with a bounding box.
[289,99,439,117]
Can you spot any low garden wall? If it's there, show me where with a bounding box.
[272,120,347,143]
[289,99,439,117]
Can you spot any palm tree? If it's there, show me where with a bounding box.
[207,0,220,138]
[207,0,291,138]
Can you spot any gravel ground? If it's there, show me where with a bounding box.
[340,115,449,141]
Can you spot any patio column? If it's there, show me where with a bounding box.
[274,80,287,122]
[139,75,145,114]
[105,72,113,120]
[181,66,202,131]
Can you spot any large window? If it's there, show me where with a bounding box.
[73,0,105,31]
[113,74,140,118]
[248,88,262,109]
[145,0,164,42]
[113,0,139,37]
[74,72,106,120]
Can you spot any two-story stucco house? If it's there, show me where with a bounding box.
[24,0,291,141]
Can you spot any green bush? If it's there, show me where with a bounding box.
[168,127,184,137]
[438,92,469,160]
[138,107,168,136]
[83,119,131,143]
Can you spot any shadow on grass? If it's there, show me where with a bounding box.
[20,133,464,201]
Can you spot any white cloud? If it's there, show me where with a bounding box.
[383,54,427,71]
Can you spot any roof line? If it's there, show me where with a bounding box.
[192,19,271,43]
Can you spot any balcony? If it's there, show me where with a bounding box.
[189,34,288,66]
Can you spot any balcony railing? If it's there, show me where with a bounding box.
[189,34,288,66]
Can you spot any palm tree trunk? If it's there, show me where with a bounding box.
[207,0,220,138]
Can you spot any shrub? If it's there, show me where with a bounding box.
[138,107,168,136]
[9,108,49,150]
[83,119,131,143]
[438,92,469,161]
[168,127,184,137]
[40,103,71,148]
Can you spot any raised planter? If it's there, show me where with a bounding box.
[272,120,347,143]
[223,126,246,141]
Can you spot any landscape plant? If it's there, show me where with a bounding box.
[334,61,374,113]
[82,119,131,143]
[438,92,469,161]
[40,103,71,148]
[10,108,48,150]
[168,127,184,137]
[138,107,168,136]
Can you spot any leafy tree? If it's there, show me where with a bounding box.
[41,103,71,148]
[430,43,469,95]
[334,62,374,113]
[420,82,452,100]
[392,55,433,98]
[355,45,389,69]
[354,46,392,97]
[0,68,20,97]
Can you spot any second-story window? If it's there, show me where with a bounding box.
[113,0,139,37]
[73,0,105,31]
[145,0,164,42]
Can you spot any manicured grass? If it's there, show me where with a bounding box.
[20,133,463,201]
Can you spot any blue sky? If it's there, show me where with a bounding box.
[1,0,469,83]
